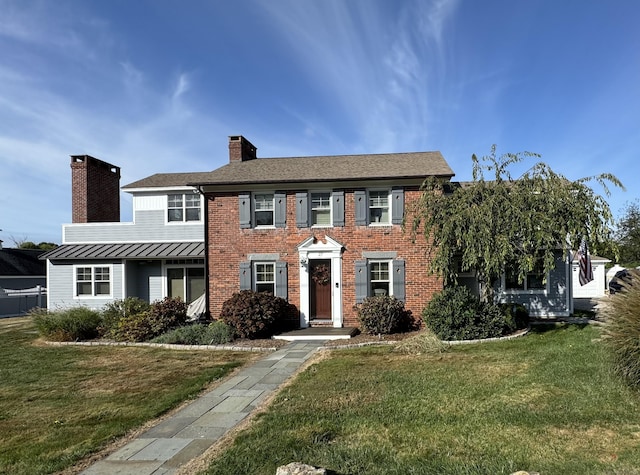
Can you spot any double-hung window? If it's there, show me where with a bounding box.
[369,190,390,224]
[504,261,546,291]
[370,261,390,296]
[254,194,275,227]
[254,262,276,293]
[75,265,111,297]
[168,192,201,222]
[311,192,331,226]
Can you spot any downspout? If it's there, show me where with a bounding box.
[197,185,211,319]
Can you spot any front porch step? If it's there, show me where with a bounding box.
[273,327,359,341]
[308,319,333,327]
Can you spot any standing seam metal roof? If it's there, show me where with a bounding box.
[40,242,205,260]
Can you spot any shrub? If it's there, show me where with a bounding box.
[356,295,414,335]
[152,321,235,345]
[101,297,150,337]
[32,307,102,341]
[600,270,640,389]
[499,302,530,332]
[220,290,290,339]
[422,286,518,341]
[105,297,188,342]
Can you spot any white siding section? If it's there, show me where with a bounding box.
[134,194,166,212]
[572,260,608,298]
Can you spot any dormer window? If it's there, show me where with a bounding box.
[168,193,201,222]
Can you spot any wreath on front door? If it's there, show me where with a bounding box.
[311,263,331,285]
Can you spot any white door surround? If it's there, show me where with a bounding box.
[297,235,344,328]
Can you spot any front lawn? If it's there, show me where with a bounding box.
[0,317,257,475]
[203,324,640,475]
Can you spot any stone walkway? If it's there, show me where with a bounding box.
[81,340,326,475]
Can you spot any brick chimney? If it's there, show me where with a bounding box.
[70,155,121,223]
[228,135,257,162]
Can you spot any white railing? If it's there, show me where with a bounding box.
[0,286,47,317]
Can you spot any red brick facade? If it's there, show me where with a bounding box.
[71,155,121,223]
[205,187,442,327]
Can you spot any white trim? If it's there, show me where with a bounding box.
[72,263,113,299]
[297,236,343,328]
[165,192,203,225]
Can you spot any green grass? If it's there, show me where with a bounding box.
[203,324,640,475]
[0,317,257,475]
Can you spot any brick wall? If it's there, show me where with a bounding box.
[71,155,121,223]
[206,187,442,327]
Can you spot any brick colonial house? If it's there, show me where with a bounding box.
[42,136,572,327]
[187,136,453,328]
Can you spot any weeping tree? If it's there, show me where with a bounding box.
[408,145,623,303]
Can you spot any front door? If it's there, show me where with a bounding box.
[310,259,332,320]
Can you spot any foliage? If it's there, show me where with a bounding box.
[12,239,58,250]
[220,290,291,339]
[32,307,102,341]
[407,145,623,302]
[101,297,151,337]
[422,286,521,340]
[108,297,188,342]
[499,302,530,333]
[600,269,640,389]
[355,295,414,335]
[615,199,640,267]
[153,321,235,345]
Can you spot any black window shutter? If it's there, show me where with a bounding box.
[332,190,345,226]
[355,259,368,303]
[354,190,367,226]
[391,187,404,225]
[239,193,251,229]
[296,192,309,228]
[239,261,252,290]
[275,261,288,300]
[392,259,406,302]
[274,192,286,228]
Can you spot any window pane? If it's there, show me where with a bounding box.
[370,262,389,281]
[312,209,331,226]
[256,282,275,293]
[76,267,92,281]
[255,263,275,282]
[185,193,200,207]
[187,268,205,303]
[254,194,274,210]
[168,268,185,300]
[369,191,389,223]
[369,192,388,207]
[95,267,110,281]
[185,208,201,221]
[168,209,183,222]
[168,194,183,207]
[95,282,110,295]
[311,193,330,208]
[77,282,92,295]
[255,210,274,226]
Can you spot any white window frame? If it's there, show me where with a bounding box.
[369,260,393,297]
[167,192,202,223]
[73,264,113,298]
[502,261,548,294]
[310,191,332,227]
[253,193,275,228]
[368,189,391,225]
[254,262,276,294]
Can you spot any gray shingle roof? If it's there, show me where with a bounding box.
[0,249,46,276]
[41,242,204,260]
[122,151,453,189]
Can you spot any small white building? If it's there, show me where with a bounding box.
[572,254,611,299]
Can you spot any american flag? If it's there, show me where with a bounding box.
[577,237,594,286]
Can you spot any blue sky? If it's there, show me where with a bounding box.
[1,0,638,245]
